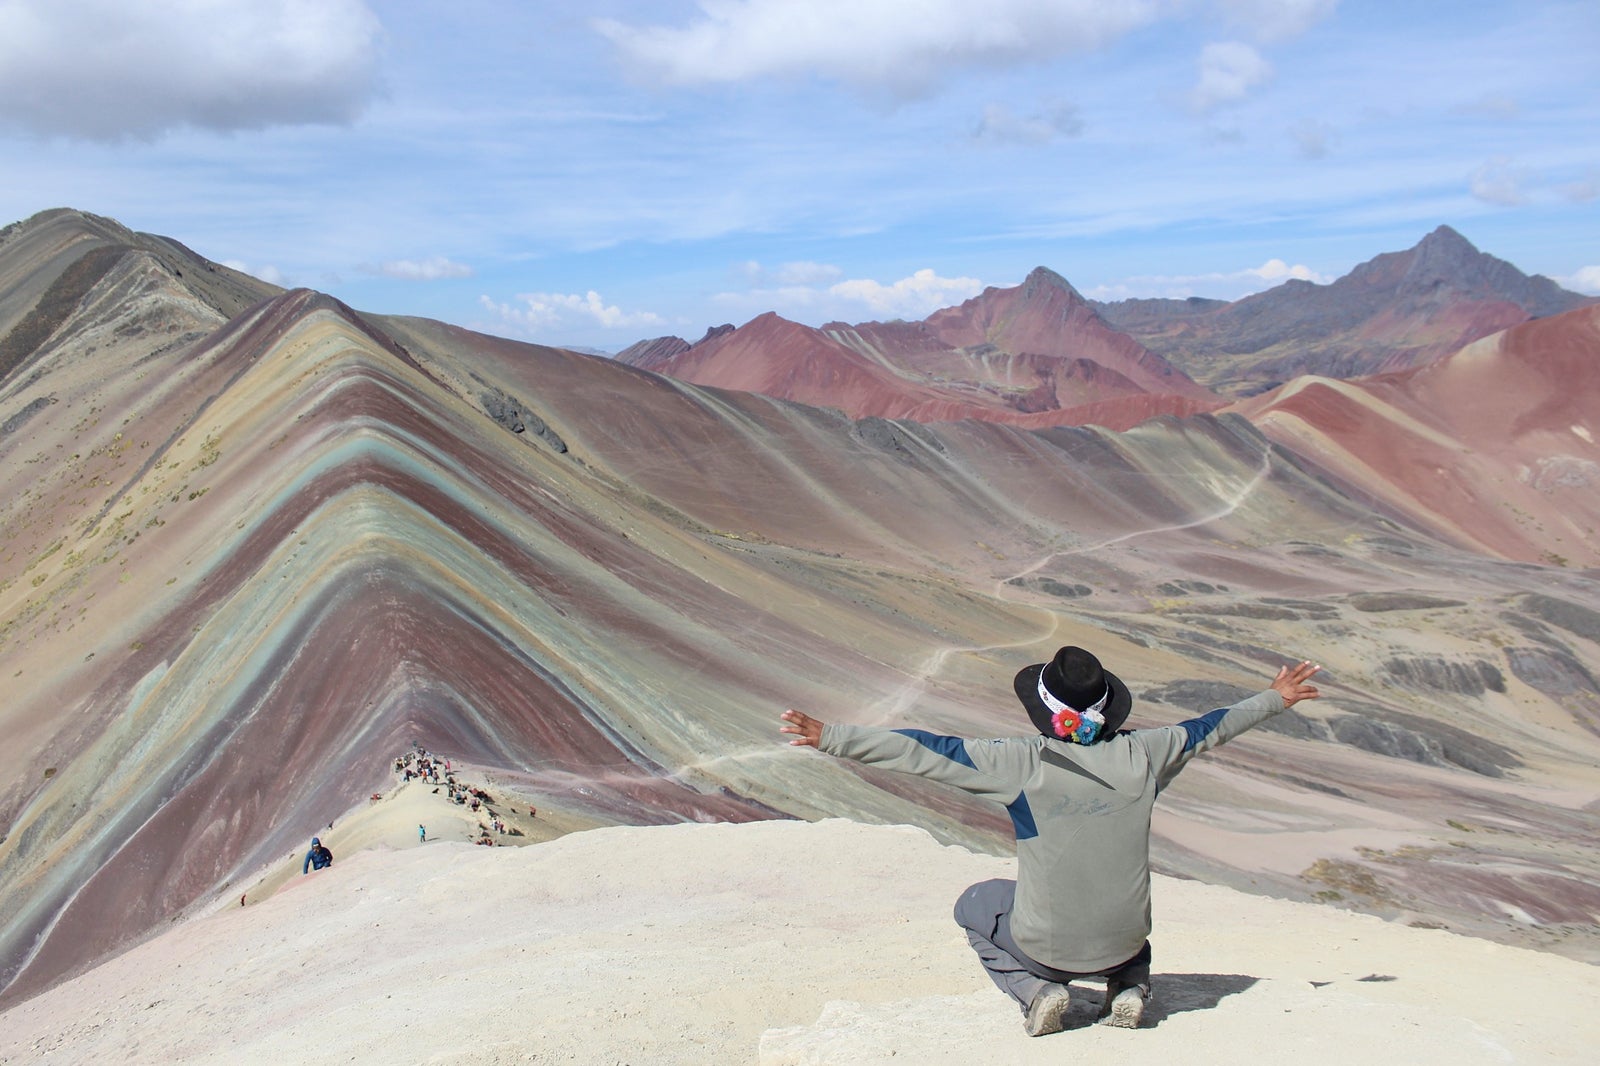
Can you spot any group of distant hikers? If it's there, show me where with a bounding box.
[302,745,537,879]
[296,647,1320,1037]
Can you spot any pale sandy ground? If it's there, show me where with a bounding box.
[2,816,1596,1066]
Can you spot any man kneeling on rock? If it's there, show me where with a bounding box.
[780,647,1320,1036]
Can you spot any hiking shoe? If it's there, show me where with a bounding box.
[1099,982,1150,1029]
[1023,982,1071,1037]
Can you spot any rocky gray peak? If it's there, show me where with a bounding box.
[1391,225,1590,315]
[1406,224,1497,289]
[1021,265,1086,303]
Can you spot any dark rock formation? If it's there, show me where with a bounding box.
[1383,657,1506,696]
[1256,709,1331,741]
[1007,576,1092,599]
[1517,594,1600,643]
[1347,592,1466,612]
[1506,646,1600,696]
[1505,647,1600,735]
[1140,679,1258,709]
[480,388,567,453]
[851,416,945,461]
[1326,709,1519,777]
[1156,580,1228,596]
[0,394,53,436]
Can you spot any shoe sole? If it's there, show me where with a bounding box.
[1024,987,1071,1037]
[1101,993,1145,1029]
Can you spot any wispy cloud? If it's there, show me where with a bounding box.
[0,0,383,141]
[738,260,844,286]
[1468,156,1528,206]
[972,101,1084,145]
[361,257,475,282]
[1215,0,1338,44]
[593,0,1158,97]
[1086,257,1331,301]
[1564,173,1600,203]
[1289,118,1335,159]
[1454,95,1522,120]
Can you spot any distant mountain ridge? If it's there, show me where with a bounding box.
[1094,225,1595,395]
[622,225,1593,417]
[620,266,1222,431]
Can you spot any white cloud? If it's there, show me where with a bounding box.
[717,267,985,322]
[1215,0,1337,44]
[1247,259,1325,283]
[972,101,1084,145]
[593,0,1158,97]
[1190,41,1273,113]
[220,259,289,286]
[0,0,383,141]
[830,269,985,318]
[1560,266,1600,295]
[478,291,666,336]
[1468,156,1527,206]
[362,257,474,281]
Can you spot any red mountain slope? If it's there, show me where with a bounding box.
[1234,304,1600,565]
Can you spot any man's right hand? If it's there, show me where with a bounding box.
[779,709,825,747]
[1271,661,1322,708]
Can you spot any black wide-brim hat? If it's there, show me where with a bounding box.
[1014,645,1133,740]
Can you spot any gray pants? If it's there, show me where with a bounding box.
[953,878,1151,1011]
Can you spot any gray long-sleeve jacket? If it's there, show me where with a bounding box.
[818,688,1285,973]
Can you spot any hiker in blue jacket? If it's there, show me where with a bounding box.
[781,646,1320,1036]
[302,836,333,874]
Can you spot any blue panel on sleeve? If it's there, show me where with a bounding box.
[891,728,977,769]
[1007,791,1039,840]
[1180,708,1230,752]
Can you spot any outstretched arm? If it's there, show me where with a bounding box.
[777,708,1027,803]
[1270,660,1322,708]
[779,709,824,747]
[1148,660,1325,789]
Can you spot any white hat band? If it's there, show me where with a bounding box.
[1037,673,1109,720]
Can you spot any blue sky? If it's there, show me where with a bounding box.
[2,0,1596,351]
